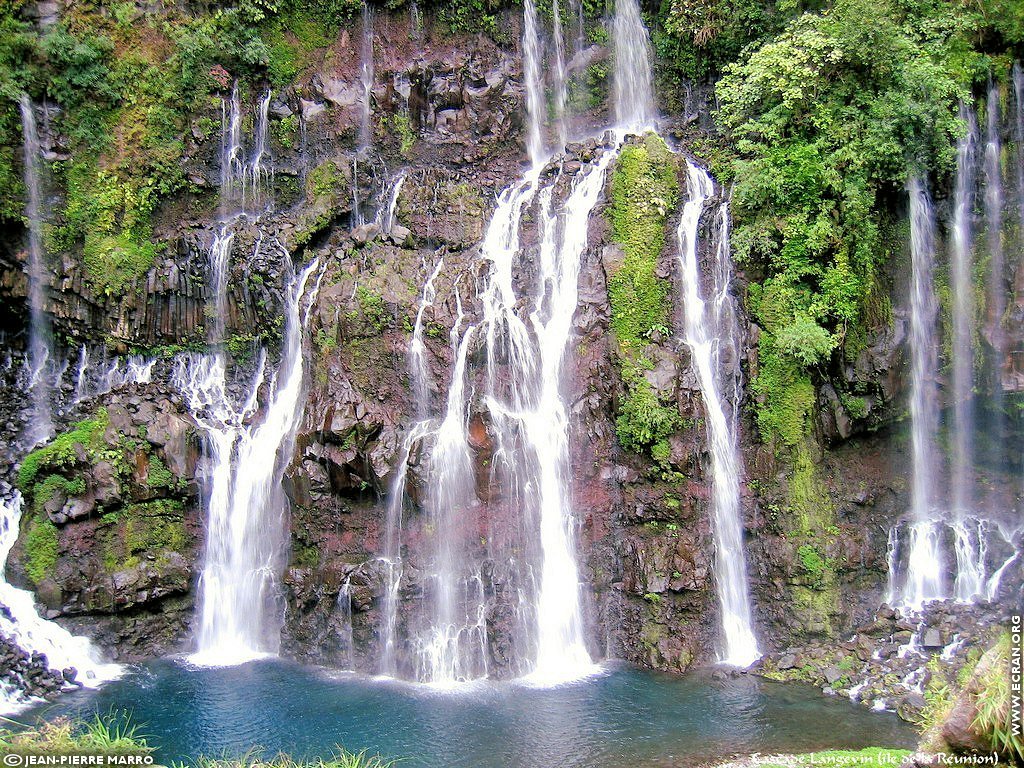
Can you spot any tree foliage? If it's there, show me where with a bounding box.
[713,0,991,444]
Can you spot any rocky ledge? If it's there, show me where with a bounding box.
[753,599,1016,723]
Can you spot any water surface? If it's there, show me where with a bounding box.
[28,660,916,767]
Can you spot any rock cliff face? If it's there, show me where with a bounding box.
[0,0,1020,700]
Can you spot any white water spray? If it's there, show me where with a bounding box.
[949,104,979,518]
[612,0,655,129]
[675,162,759,666]
[0,494,120,713]
[522,0,546,167]
[175,259,322,666]
[896,177,944,610]
[19,95,52,446]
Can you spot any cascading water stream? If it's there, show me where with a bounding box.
[414,324,486,684]
[208,227,235,345]
[19,95,53,446]
[522,0,546,167]
[379,0,662,684]
[249,91,273,210]
[221,84,245,212]
[174,258,322,666]
[378,257,445,677]
[948,106,991,602]
[674,161,759,667]
[551,0,569,147]
[612,0,655,129]
[524,154,617,684]
[898,176,945,610]
[174,85,323,666]
[220,84,272,216]
[0,494,121,713]
[376,172,407,236]
[72,345,89,403]
[359,5,375,153]
[983,83,1007,444]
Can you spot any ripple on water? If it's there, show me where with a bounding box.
[25,659,916,767]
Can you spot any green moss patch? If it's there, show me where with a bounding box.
[606,134,681,467]
[607,134,679,350]
[17,410,109,491]
[24,515,59,584]
[102,500,188,572]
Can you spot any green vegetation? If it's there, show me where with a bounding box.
[348,285,389,333]
[0,714,397,767]
[307,158,349,205]
[24,515,59,583]
[615,364,682,461]
[103,500,188,572]
[972,633,1024,761]
[30,474,85,516]
[606,134,681,465]
[0,714,151,754]
[145,454,174,489]
[379,113,416,156]
[607,134,678,348]
[437,0,501,36]
[713,0,1021,450]
[17,411,108,491]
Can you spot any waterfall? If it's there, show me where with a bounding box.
[952,519,987,601]
[1014,62,1024,232]
[413,324,487,683]
[522,0,546,167]
[403,148,620,684]
[983,82,1006,434]
[359,5,374,153]
[949,104,978,519]
[220,84,272,213]
[612,0,655,129]
[72,345,89,403]
[351,156,363,227]
[409,258,444,414]
[337,577,354,670]
[378,257,445,676]
[0,494,120,713]
[18,95,53,446]
[375,171,407,236]
[526,149,618,683]
[207,227,235,345]
[221,84,244,209]
[174,259,322,666]
[552,0,569,147]
[249,91,273,209]
[674,162,759,667]
[898,176,945,610]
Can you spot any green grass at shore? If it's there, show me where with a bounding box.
[0,715,397,767]
[0,715,150,754]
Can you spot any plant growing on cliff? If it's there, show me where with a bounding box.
[608,134,678,347]
[24,515,59,584]
[717,0,965,448]
[17,410,109,491]
[606,135,682,465]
